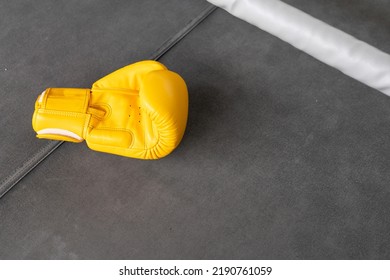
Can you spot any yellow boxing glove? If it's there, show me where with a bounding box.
[32,60,188,159]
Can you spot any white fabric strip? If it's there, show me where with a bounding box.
[208,0,390,96]
[38,90,46,103]
[37,128,83,141]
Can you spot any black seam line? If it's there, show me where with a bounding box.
[149,4,217,60]
[0,3,217,199]
[0,141,63,199]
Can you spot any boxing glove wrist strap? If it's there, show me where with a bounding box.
[32,88,92,143]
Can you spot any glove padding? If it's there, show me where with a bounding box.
[32,60,188,159]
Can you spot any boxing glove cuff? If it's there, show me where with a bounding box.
[32,88,92,142]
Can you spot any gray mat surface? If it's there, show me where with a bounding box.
[1,0,390,259]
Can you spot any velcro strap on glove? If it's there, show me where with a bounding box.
[32,88,91,142]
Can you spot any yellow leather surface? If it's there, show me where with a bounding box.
[32,61,188,159]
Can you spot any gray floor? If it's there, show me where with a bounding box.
[0,0,389,259]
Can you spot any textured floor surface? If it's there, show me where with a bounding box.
[0,0,389,259]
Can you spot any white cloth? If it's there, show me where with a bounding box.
[208,0,390,96]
